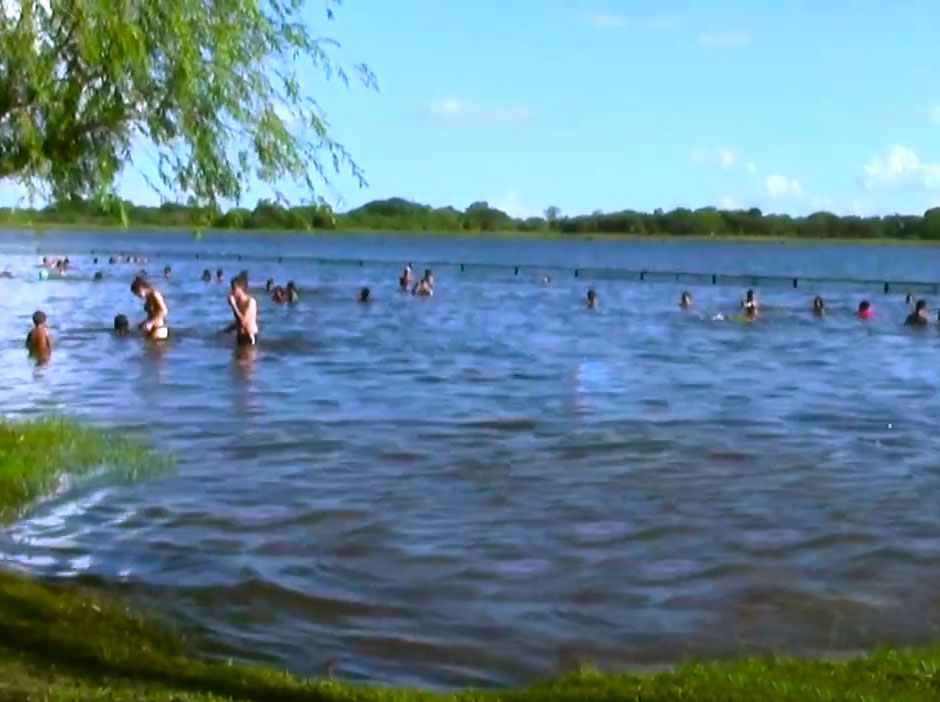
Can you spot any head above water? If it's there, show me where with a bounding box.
[114,314,129,334]
[130,276,151,297]
[680,291,692,305]
[746,289,755,302]
[906,293,914,304]
[286,281,295,291]
[216,269,224,280]
[359,287,370,302]
[32,310,46,326]
[201,269,211,281]
[266,278,274,290]
[93,271,103,281]
[916,299,927,312]
[813,296,825,310]
[587,289,597,302]
[859,300,871,312]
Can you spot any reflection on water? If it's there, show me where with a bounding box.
[2,231,940,687]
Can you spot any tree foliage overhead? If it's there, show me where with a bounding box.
[0,0,375,208]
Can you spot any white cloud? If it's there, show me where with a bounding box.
[591,14,626,27]
[492,190,536,219]
[863,145,940,190]
[698,32,752,49]
[719,149,736,168]
[766,174,802,199]
[428,98,532,127]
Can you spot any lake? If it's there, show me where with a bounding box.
[2,230,940,688]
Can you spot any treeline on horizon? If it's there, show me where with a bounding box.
[3,196,940,240]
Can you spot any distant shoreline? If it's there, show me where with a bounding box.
[2,222,939,247]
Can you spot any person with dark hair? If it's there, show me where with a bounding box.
[905,300,929,326]
[130,276,169,340]
[812,296,825,317]
[93,271,103,281]
[26,310,52,359]
[265,278,274,291]
[857,300,873,320]
[399,263,413,291]
[113,314,130,336]
[227,275,258,345]
[586,289,598,309]
[202,269,212,282]
[272,285,287,304]
[163,265,172,279]
[286,281,299,303]
[679,291,693,309]
[743,289,759,313]
[216,268,224,283]
[358,287,370,303]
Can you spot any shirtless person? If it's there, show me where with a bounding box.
[25,310,52,360]
[130,276,169,340]
[227,276,258,345]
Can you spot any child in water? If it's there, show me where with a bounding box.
[857,300,873,319]
[812,296,825,317]
[113,314,130,336]
[679,291,693,309]
[586,289,598,309]
[286,281,299,303]
[227,276,258,345]
[358,287,370,303]
[25,311,52,359]
[905,300,929,326]
[272,286,287,304]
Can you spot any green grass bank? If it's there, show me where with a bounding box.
[2,417,940,700]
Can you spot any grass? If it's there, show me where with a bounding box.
[3,416,940,699]
[0,416,171,523]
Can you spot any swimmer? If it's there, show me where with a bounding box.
[63,257,70,270]
[216,268,224,283]
[358,287,370,303]
[41,256,49,267]
[905,299,929,326]
[201,269,212,282]
[25,310,52,360]
[272,286,287,304]
[412,279,433,297]
[286,281,299,303]
[163,265,171,280]
[857,300,873,320]
[113,314,130,337]
[543,275,551,284]
[812,296,825,317]
[130,276,169,340]
[93,271,103,281]
[400,263,413,290]
[679,291,693,309]
[586,289,598,309]
[265,278,274,291]
[108,256,116,264]
[742,289,760,312]
[905,293,914,305]
[227,276,258,345]
[93,257,99,264]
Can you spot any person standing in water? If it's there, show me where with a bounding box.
[857,300,874,319]
[679,291,693,309]
[131,276,169,340]
[227,276,258,345]
[358,287,370,303]
[812,296,825,317]
[25,310,52,360]
[586,289,598,309]
[399,263,413,291]
[905,300,929,326]
[743,289,759,312]
[202,269,212,282]
[286,281,299,303]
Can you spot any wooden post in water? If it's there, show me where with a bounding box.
[460,263,464,272]
[712,274,717,285]
[514,266,519,275]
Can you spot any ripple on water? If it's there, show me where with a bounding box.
[4,234,940,687]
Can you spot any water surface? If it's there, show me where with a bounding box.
[2,231,940,687]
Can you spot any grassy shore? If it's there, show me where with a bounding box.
[4,220,940,246]
[2,417,940,700]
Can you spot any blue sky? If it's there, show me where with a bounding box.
[5,0,940,217]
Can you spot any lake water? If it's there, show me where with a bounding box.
[2,230,940,688]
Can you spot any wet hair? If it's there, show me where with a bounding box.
[359,287,370,302]
[93,257,99,264]
[163,265,171,274]
[114,314,129,331]
[424,269,432,278]
[587,289,597,301]
[813,296,824,309]
[858,300,870,312]
[108,256,116,264]
[93,271,103,281]
[906,293,914,304]
[32,310,46,326]
[216,269,224,279]
[286,280,295,290]
[266,278,274,290]
[681,291,691,301]
[130,276,149,295]
[202,269,211,280]
[746,289,755,301]
[916,299,927,312]
[231,275,246,292]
